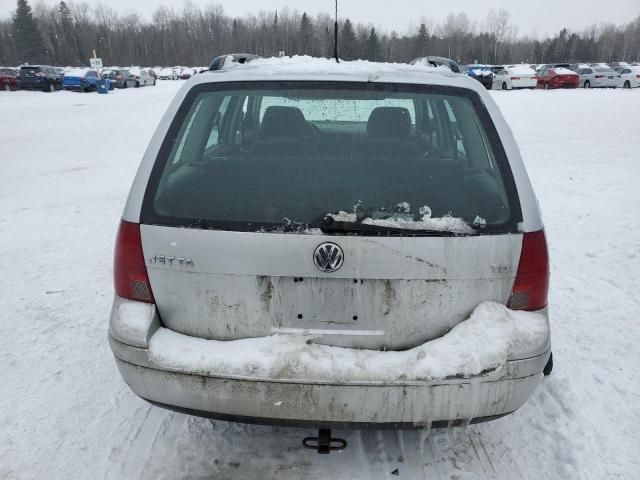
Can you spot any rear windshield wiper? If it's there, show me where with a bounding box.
[319,216,470,237]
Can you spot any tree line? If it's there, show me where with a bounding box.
[1,0,638,67]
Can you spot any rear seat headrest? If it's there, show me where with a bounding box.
[367,107,412,139]
[261,106,313,139]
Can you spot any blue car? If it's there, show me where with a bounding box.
[63,68,112,92]
[465,64,494,90]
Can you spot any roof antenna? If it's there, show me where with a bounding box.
[333,0,340,63]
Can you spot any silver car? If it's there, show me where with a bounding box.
[576,67,621,88]
[109,59,552,433]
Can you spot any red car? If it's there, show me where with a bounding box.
[536,66,579,89]
[0,67,17,91]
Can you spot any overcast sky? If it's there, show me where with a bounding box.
[1,0,638,37]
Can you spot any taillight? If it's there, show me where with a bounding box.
[510,77,521,80]
[508,230,549,311]
[114,220,154,303]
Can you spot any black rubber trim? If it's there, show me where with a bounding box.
[543,352,553,376]
[141,397,514,430]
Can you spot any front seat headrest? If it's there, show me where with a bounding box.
[367,107,412,139]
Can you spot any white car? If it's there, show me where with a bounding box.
[127,66,155,87]
[492,65,537,90]
[109,58,552,437]
[614,66,640,88]
[158,67,178,80]
[575,66,621,88]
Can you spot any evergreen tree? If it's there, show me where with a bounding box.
[414,23,429,57]
[272,10,281,54]
[12,0,44,63]
[340,18,357,60]
[365,27,380,61]
[57,1,76,64]
[299,12,313,55]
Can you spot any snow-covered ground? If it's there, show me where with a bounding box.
[1,83,639,479]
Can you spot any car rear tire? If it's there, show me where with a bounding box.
[501,82,507,90]
[584,80,590,88]
[135,81,140,88]
[624,80,631,89]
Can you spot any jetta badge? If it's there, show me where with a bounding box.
[313,242,344,273]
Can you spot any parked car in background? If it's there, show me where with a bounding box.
[17,65,62,92]
[0,67,17,91]
[464,64,493,89]
[614,66,640,88]
[127,67,156,87]
[492,65,537,90]
[62,68,105,92]
[102,68,137,89]
[180,67,197,79]
[575,67,620,88]
[608,62,629,69]
[536,66,579,89]
[109,58,552,432]
[146,68,157,80]
[410,56,461,73]
[209,53,261,71]
[158,67,179,80]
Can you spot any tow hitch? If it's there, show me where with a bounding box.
[302,429,347,454]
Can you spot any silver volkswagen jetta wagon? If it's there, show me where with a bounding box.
[109,58,551,431]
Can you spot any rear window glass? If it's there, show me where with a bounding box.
[20,67,42,76]
[143,82,521,235]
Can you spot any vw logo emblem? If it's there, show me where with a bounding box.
[313,242,344,273]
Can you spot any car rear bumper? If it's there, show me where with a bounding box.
[17,82,46,90]
[109,298,551,428]
[111,335,548,427]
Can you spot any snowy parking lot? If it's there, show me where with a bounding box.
[1,82,639,479]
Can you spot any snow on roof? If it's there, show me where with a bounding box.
[193,55,480,90]
[552,67,578,75]
[507,65,536,75]
[64,68,92,77]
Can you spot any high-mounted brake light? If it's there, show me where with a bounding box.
[508,230,549,311]
[114,220,154,303]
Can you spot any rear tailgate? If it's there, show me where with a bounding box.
[142,228,521,349]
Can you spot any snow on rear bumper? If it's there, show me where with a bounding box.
[109,298,551,426]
